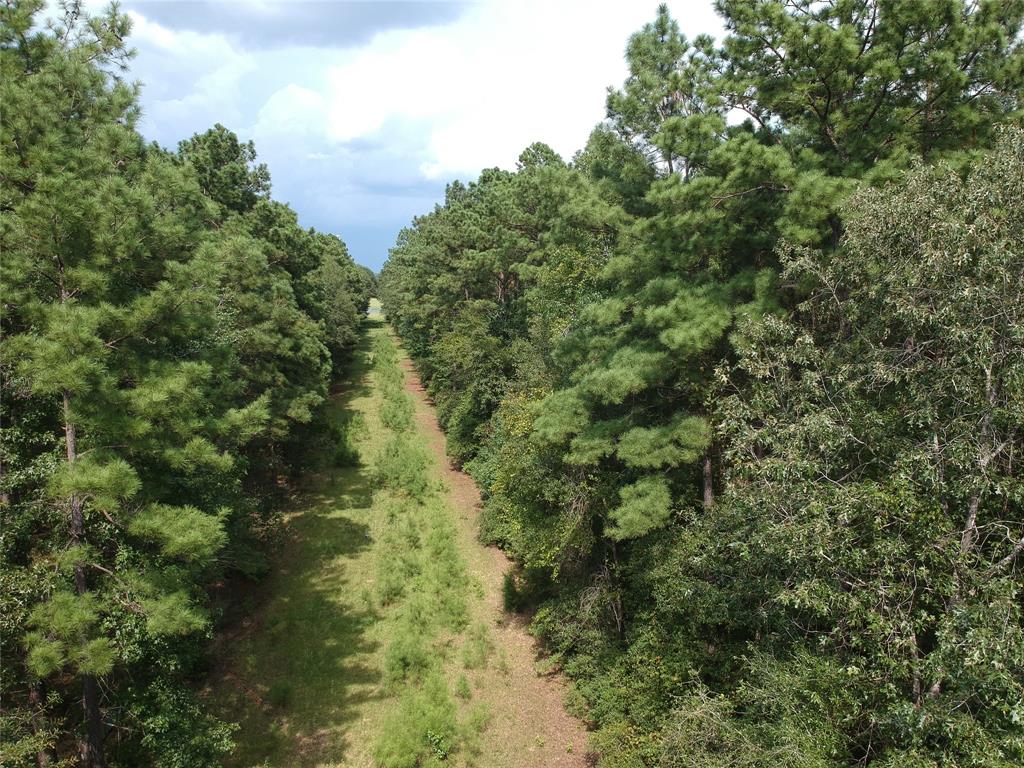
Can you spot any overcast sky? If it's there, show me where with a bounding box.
[105,0,723,270]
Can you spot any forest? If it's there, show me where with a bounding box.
[380,1,1024,767]
[1,1,372,764]
[2,0,1023,767]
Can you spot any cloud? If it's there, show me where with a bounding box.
[121,0,467,49]
[115,0,726,268]
[126,11,257,145]
[311,0,725,178]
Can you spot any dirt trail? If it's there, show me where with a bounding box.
[399,354,594,768]
[209,321,593,767]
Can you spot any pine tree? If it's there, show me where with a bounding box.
[607,4,724,178]
[718,0,1024,174]
[177,123,270,216]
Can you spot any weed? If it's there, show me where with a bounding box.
[461,622,494,670]
[383,614,435,683]
[374,672,458,768]
[375,435,431,499]
[457,703,493,762]
[380,394,414,432]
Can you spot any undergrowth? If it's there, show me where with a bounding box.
[370,332,483,767]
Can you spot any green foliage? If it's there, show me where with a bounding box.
[127,504,226,564]
[381,3,1024,766]
[380,395,414,432]
[139,592,208,637]
[607,4,724,177]
[501,571,526,612]
[0,1,368,764]
[706,130,1024,766]
[718,0,1024,174]
[374,671,458,768]
[177,123,270,215]
[375,435,432,500]
[4,0,1021,763]
[123,677,238,768]
[607,476,672,541]
[383,616,435,683]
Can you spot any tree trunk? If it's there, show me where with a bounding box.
[702,454,714,510]
[63,391,107,768]
[0,451,9,508]
[29,680,56,767]
[78,676,106,768]
[608,543,624,639]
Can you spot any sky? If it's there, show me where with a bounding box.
[95,0,724,271]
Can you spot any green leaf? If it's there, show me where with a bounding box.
[128,505,227,564]
[607,476,673,540]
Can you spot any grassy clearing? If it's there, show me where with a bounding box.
[208,321,388,767]
[369,332,490,768]
[208,319,497,767]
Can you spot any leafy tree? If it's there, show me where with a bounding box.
[177,123,270,216]
[704,126,1024,766]
[0,3,364,764]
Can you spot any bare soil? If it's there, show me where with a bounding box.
[399,355,595,768]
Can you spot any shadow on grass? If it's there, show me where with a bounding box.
[329,319,378,401]
[213,322,386,767]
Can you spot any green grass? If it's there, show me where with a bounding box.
[370,332,478,767]
[209,321,390,767]
[208,320,488,767]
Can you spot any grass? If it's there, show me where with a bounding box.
[461,623,494,670]
[208,319,389,767]
[370,332,481,767]
[208,314,496,767]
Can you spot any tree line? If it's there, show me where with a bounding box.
[1,2,372,765]
[380,2,1024,766]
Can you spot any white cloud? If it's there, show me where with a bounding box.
[114,0,725,266]
[313,0,724,178]
[255,83,330,139]
[127,11,257,143]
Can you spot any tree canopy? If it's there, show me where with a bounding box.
[381,3,1024,765]
[4,0,1023,765]
[1,3,370,764]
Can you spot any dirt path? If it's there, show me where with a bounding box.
[208,320,593,767]
[398,352,593,768]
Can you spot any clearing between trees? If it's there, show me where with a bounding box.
[207,312,591,767]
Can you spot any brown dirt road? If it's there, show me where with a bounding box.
[399,354,595,768]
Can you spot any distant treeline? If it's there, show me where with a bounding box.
[1,2,371,765]
[381,2,1024,766]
